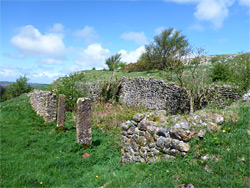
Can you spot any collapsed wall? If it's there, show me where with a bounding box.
[121,111,224,164]
[28,90,57,122]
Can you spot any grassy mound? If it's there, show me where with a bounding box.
[0,95,249,187]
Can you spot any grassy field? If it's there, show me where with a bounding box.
[0,94,250,187]
[69,65,213,85]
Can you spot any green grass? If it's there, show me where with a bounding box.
[0,95,250,187]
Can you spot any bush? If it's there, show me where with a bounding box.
[52,72,88,111]
[0,85,6,99]
[210,62,230,82]
[229,53,250,92]
[99,74,121,102]
[122,58,166,72]
[210,53,250,92]
[1,75,33,101]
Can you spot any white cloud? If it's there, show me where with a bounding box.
[165,0,235,29]
[48,23,64,33]
[73,26,98,44]
[37,58,63,65]
[0,65,34,81]
[75,43,110,69]
[33,72,64,79]
[119,46,146,63]
[11,25,67,59]
[194,0,234,29]
[4,53,25,59]
[189,23,204,31]
[120,32,148,45]
[239,0,250,7]
[37,65,55,71]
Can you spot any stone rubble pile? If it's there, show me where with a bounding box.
[121,111,224,164]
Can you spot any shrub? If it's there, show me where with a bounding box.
[52,72,88,111]
[0,85,6,99]
[98,74,121,102]
[210,53,250,92]
[1,75,33,101]
[122,59,158,72]
[210,62,230,82]
[229,53,250,92]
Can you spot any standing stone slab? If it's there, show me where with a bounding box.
[76,98,92,146]
[57,94,66,131]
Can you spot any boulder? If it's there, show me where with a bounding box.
[243,90,250,101]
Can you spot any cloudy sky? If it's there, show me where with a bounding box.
[1,0,249,84]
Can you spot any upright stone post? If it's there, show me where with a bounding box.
[57,94,66,132]
[76,98,92,147]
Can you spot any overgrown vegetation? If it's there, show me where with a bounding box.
[48,72,88,111]
[105,53,125,71]
[210,53,250,92]
[0,95,249,187]
[0,75,33,102]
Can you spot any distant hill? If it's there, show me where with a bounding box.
[0,81,47,88]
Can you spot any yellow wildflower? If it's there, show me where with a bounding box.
[223,130,226,133]
[40,182,43,184]
[166,170,169,173]
[214,137,217,140]
[96,175,98,178]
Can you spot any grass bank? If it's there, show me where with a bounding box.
[0,95,249,187]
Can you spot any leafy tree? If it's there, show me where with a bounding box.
[1,75,33,101]
[105,53,124,71]
[143,28,190,70]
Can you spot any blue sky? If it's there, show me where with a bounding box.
[1,0,249,84]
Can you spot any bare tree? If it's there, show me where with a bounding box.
[169,48,211,114]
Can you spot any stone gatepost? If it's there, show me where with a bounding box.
[57,94,66,132]
[76,98,92,147]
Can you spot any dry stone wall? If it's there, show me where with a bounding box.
[78,83,100,101]
[119,77,190,114]
[28,90,57,122]
[119,77,241,113]
[205,85,240,107]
